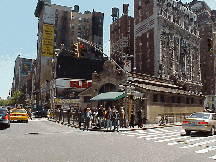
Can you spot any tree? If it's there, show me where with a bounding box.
[9,91,25,106]
[0,99,9,106]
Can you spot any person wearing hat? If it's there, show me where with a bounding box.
[83,108,91,131]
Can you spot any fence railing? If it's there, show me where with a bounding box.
[157,113,192,124]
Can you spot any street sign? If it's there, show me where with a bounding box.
[124,60,131,72]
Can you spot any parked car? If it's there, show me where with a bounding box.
[0,108,10,129]
[182,112,216,135]
[34,109,48,118]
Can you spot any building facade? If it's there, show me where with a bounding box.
[110,4,134,70]
[34,1,105,108]
[79,60,204,124]
[134,0,202,94]
[189,1,216,110]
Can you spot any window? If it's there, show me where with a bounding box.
[78,24,81,30]
[83,26,86,29]
[99,24,101,28]
[99,18,102,22]
[191,98,194,104]
[153,94,158,102]
[147,41,149,48]
[171,96,175,103]
[186,97,190,104]
[147,32,149,38]
[160,95,164,102]
[71,24,74,29]
[71,39,73,44]
[79,17,82,22]
[71,31,74,36]
[78,32,81,37]
[72,16,74,22]
[177,96,181,103]
[87,18,89,23]
[84,96,91,103]
[128,27,130,32]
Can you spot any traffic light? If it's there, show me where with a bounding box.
[73,43,79,57]
[79,43,84,57]
[208,38,213,52]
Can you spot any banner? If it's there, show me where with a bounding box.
[42,24,54,57]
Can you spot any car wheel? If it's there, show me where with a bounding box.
[26,120,28,123]
[209,126,215,136]
[185,130,191,135]
[7,124,10,128]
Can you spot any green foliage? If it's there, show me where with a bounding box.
[8,91,25,106]
[0,100,9,106]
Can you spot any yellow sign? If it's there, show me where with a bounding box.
[42,24,54,57]
[43,24,54,34]
[42,45,53,57]
[43,39,54,46]
[43,33,54,40]
[55,99,80,105]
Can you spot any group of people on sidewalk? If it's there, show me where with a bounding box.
[82,105,146,131]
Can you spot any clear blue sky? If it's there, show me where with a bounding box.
[0,0,215,99]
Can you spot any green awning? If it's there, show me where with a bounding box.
[90,92,125,101]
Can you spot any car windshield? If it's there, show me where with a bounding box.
[11,110,26,113]
[189,113,210,119]
[0,109,7,114]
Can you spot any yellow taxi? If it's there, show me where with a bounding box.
[10,108,28,123]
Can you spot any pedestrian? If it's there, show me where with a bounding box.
[97,105,104,129]
[130,110,135,128]
[83,108,91,131]
[119,107,125,128]
[106,107,113,130]
[137,109,142,128]
[112,106,118,130]
[103,108,107,128]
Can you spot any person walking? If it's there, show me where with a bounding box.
[137,109,142,128]
[83,108,91,131]
[130,110,135,128]
[106,107,113,130]
[97,105,104,129]
[119,107,125,128]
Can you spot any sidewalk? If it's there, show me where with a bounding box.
[48,118,182,132]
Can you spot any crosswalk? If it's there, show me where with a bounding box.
[118,128,216,160]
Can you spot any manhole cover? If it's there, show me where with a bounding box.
[25,133,42,135]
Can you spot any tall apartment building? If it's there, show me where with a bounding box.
[12,55,34,96]
[134,0,202,93]
[110,4,134,70]
[189,1,216,95]
[189,0,216,109]
[34,0,104,108]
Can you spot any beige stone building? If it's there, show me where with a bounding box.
[79,60,204,124]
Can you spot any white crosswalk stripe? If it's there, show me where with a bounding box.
[118,128,216,159]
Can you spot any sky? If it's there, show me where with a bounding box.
[0,0,215,100]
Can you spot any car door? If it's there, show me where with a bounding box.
[213,114,216,128]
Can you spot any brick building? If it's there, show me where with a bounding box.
[110,4,134,71]
[189,1,216,108]
[134,0,202,94]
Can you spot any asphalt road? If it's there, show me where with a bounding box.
[0,118,216,162]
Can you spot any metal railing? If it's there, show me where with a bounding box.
[157,113,192,124]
